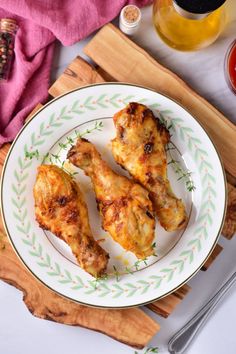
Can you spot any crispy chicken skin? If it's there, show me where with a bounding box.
[67,138,155,259]
[111,102,188,232]
[33,165,109,278]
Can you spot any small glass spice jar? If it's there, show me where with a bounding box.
[119,5,141,36]
[0,19,18,82]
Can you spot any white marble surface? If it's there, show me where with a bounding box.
[1,3,236,354]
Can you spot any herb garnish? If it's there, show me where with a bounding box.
[157,112,196,193]
[134,258,148,271]
[167,141,196,192]
[134,346,159,354]
[25,121,104,177]
[25,149,40,160]
[113,265,121,282]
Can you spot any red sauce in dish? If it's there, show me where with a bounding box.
[227,41,236,93]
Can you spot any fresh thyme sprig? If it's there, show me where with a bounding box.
[55,121,104,155]
[151,242,158,257]
[89,257,154,287]
[120,253,158,275]
[125,266,134,275]
[43,121,104,165]
[135,346,159,354]
[25,121,104,177]
[89,273,109,289]
[134,258,148,271]
[113,265,121,282]
[156,111,196,193]
[93,257,153,283]
[166,142,196,192]
[25,149,40,160]
[159,112,173,131]
[80,120,103,135]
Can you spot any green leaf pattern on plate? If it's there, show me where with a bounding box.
[11,94,216,298]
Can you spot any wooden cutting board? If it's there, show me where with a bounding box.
[1,24,236,349]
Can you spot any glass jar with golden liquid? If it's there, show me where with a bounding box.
[153,0,227,51]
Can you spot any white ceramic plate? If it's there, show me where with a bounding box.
[1,83,226,308]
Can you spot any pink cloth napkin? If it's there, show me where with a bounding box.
[0,0,151,146]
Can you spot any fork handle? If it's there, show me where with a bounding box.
[168,271,236,354]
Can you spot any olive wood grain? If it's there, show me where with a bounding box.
[147,284,191,318]
[201,244,223,271]
[48,56,105,97]
[96,66,116,83]
[146,241,224,318]
[222,183,236,239]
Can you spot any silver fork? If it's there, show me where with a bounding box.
[168,271,236,354]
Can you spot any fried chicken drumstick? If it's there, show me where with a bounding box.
[68,138,155,259]
[33,165,109,277]
[112,102,188,232]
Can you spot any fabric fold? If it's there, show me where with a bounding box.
[0,0,151,145]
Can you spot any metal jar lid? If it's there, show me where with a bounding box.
[173,0,227,14]
[0,19,18,33]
